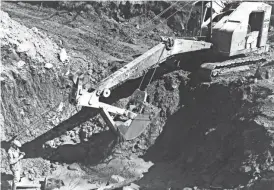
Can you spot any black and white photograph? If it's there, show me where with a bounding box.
[1,0,274,189]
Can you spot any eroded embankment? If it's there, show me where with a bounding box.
[0,10,76,175]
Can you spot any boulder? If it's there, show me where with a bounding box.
[44,63,53,69]
[59,48,69,63]
[67,163,79,171]
[17,60,26,68]
[111,175,125,183]
[44,178,65,190]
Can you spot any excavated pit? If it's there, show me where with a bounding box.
[139,72,274,189]
[1,2,274,190]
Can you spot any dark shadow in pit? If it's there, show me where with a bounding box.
[1,173,12,190]
[21,51,207,164]
[48,131,118,165]
[103,50,208,104]
[22,107,118,165]
[22,107,100,158]
[138,82,273,189]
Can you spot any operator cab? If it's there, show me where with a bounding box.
[192,1,271,57]
[191,0,237,41]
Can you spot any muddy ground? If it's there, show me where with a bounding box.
[1,1,274,190]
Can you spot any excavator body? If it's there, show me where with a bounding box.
[194,1,271,56]
[70,1,272,140]
[193,1,272,80]
[211,2,271,56]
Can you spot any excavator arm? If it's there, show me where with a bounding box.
[71,37,212,140]
[94,38,211,94]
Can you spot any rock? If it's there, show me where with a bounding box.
[28,174,34,181]
[68,163,79,171]
[135,24,140,29]
[23,170,28,175]
[84,4,94,11]
[236,78,244,86]
[245,85,253,93]
[123,187,133,190]
[111,175,125,183]
[59,48,69,63]
[19,109,25,117]
[44,140,56,149]
[56,102,64,112]
[129,38,137,44]
[171,82,178,90]
[17,41,33,53]
[66,130,76,138]
[45,178,65,190]
[59,135,71,143]
[59,40,63,46]
[31,26,38,33]
[129,105,137,111]
[50,163,57,169]
[17,60,26,68]
[129,183,139,189]
[266,95,274,103]
[71,138,80,144]
[44,63,53,69]
[29,168,35,174]
[123,185,139,190]
[239,165,252,173]
[183,188,192,190]
[17,2,25,6]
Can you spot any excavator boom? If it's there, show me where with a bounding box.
[95,38,211,94]
[72,38,211,140]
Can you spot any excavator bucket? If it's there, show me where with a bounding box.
[116,114,151,140]
[114,89,160,140]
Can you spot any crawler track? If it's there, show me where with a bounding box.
[198,48,273,81]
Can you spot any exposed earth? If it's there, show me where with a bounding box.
[1,1,274,190]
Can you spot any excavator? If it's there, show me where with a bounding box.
[70,1,272,141]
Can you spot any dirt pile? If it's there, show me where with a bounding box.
[0,10,75,177]
[1,11,60,64]
[1,10,68,140]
